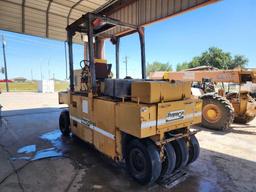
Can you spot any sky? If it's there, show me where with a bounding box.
[0,0,256,80]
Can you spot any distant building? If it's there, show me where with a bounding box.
[13,77,27,82]
[185,66,218,71]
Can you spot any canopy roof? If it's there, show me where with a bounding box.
[0,0,218,42]
[0,0,117,41]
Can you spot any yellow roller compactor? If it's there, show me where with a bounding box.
[59,13,202,185]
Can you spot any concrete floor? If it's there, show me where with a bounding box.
[0,92,256,192]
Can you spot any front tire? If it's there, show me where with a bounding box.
[59,110,70,136]
[126,139,161,185]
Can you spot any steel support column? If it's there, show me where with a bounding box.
[21,0,25,33]
[67,32,74,91]
[46,0,53,37]
[138,27,146,79]
[87,14,96,92]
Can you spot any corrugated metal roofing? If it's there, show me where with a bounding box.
[0,0,218,42]
[0,0,116,42]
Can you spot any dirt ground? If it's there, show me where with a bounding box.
[0,92,255,192]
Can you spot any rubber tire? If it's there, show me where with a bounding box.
[126,139,161,185]
[200,93,234,131]
[158,143,176,181]
[187,135,200,164]
[172,138,189,170]
[234,115,255,124]
[59,110,70,136]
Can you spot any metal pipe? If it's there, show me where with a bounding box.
[87,14,96,92]
[67,32,74,91]
[115,37,120,79]
[95,37,104,59]
[138,27,146,79]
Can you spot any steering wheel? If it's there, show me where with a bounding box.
[80,59,90,69]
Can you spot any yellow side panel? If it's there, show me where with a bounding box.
[94,131,116,158]
[70,120,93,144]
[157,99,202,130]
[94,99,116,134]
[70,95,93,120]
[70,95,82,118]
[116,102,157,138]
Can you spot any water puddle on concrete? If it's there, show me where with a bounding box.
[17,144,36,154]
[40,130,61,141]
[12,130,64,161]
[32,148,63,160]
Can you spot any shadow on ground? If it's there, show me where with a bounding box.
[193,122,256,136]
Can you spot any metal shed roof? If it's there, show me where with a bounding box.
[0,0,116,41]
[0,0,218,42]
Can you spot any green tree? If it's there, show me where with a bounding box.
[175,47,248,71]
[230,55,248,69]
[176,62,189,71]
[146,61,172,76]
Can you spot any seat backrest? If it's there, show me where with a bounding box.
[95,62,112,80]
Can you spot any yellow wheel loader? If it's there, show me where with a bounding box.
[150,68,256,131]
[58,13,202,185]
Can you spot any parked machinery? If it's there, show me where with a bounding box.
[150,69,256,130]
[58,13,202,184]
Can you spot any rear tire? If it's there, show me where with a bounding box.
[172,138,189,170]
[126,139,161,185]
[59,110,70,136]
[187,135,200,164]
[234,115,255,124]
[158,143,176,181]
[200,93,234,131]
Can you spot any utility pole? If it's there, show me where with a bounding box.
[40,64,43,80]
[2,35,9,92]
[123,56,128,77]
[31,69,33,81]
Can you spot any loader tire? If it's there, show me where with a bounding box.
[158,143,176,181]
[126,139,161,185]
[187,135,200,165]
[172,138,189,170]
[200,93,234,131]
[59,110,70,136]
[234,115,255,124]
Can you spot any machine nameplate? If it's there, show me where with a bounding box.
[166,110,185,122]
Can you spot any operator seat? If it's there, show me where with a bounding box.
[95,59,112,80]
